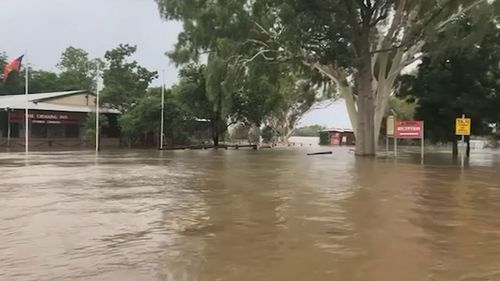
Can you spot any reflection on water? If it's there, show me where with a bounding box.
[1,148,500,281]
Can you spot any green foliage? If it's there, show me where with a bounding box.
[319,131,330,145]
[149,87,193,145]
[176,64,212,120]
[231,62,292,127]
[118,86,196,146]
[57,47,101,91]
[83,113,109,145]
[293,125,325,137]
[155,0,325,141]
[175,63,228,145]
[156,0,498,155]
[1,47,101,95]
[29,70,60,93]
[229,124,250,140]
[101,44,158,111]
[399,22,500,143]
[261,126,276,143]
[118,90,161,143]
[388,96,416,120]
[266,74,323,141]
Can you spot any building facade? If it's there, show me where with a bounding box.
[0,90,120,148]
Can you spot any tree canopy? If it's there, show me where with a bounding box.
[156,0,499,155]
[101,44,158,111]
[399,21,500,143]
[57,47,100,91]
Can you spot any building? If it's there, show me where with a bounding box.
[0,90,120,148]
[319,128,355,146]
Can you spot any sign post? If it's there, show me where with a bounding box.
[421,122,425,163]
[395,120,425,162]
[456,114,471,167]
[386,116,395,155]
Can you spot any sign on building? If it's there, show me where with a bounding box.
[456,117,471,136]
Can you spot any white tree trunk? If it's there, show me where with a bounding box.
[339,85,358,137]
[248,123,261,144]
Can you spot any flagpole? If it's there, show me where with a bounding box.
[95,63,100,153]
[25,52,29,154]
[160,69,165,150]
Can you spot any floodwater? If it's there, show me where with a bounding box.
[1,147,500,281]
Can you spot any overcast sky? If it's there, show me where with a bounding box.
[0,0,351,128]
[0,0,182,87]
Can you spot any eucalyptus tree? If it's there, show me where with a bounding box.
[156,0,498,155]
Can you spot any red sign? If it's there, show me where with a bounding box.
[396,121,424,139]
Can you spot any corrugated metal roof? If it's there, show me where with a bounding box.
[320,128,354,133]
[0,90,119,114]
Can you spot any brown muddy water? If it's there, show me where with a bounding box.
[1,147,500,281]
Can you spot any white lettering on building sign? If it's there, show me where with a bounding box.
[28,114,70,120]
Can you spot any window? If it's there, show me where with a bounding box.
[31,123,47,138]
[47,124,65,138]
[65,124,80,138]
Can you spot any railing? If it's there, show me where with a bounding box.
[0,138,85,148]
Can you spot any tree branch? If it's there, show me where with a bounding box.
[354,0,370,15]
[343,0,363,32]
[252,20,276,39]
[370,0,407,54]
[387,52,423,80]
[421,0,456,30]
[244,39,271,48]
[435,0,486,32]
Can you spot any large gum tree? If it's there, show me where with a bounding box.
[156,0,498,156]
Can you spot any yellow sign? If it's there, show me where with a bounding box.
[387,116,395,136]
[456,118,471,136]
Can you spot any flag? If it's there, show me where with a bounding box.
[2,55,24,82]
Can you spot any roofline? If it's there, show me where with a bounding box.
[33,90,93,103]
[320,128,354,132]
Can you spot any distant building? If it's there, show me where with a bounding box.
[319,128,355,146]
[0,90,120,148]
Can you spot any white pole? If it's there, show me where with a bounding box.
[95,63,100,153]
[421,122,425,164]
[394,135,398,157]
[160,69,165,150]
[393,114,398,158]
[460,114,466,168]
[7,110,11,147]
[386,135,389,155]
[25,53,29,154]
[461,135,465,168]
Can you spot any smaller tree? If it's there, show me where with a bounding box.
[293,125,326,137]
[176,63,231,146]
[57,47,101,91]
[118,90,161,147]
[29,70,61,93]
[266,77,326,143]
[101,44,158,111]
